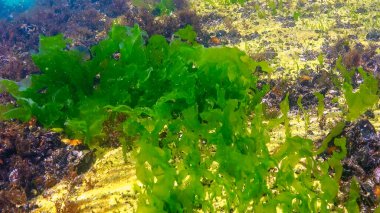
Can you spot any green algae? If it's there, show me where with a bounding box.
[1,2,379,210]
[1,23,372,212]
[343,68,379,121]
[0,0,378,212]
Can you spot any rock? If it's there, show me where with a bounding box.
[366,30,380,41]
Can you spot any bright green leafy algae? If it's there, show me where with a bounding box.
[345,178,360,213]
[317,121,345,155]
[132,0,175,15]
[297,96,310,134]
[0,25,362,212]
[335,57,379,121]
[314,92,324,120]
[343,68,379,121]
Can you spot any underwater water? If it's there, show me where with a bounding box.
[0,0,35,18]
[0,0,380,212]
[3,0,34,6]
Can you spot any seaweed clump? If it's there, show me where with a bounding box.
[0,24,370,211]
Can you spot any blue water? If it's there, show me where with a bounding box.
[0,0,35,18]
[4,0,33,7]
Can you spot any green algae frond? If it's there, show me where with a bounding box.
[0,24,366,212]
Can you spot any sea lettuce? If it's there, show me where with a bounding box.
[0,24,357,212]
[343,68,379,121]
[335,57,379,121]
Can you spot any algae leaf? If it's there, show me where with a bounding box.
[343,68,379,121]
[175,25,197,43]
[317,121,345,154]
[345,178,360,213]
[314,92,324,119]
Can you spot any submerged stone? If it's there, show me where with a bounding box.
[366,29,380,41]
